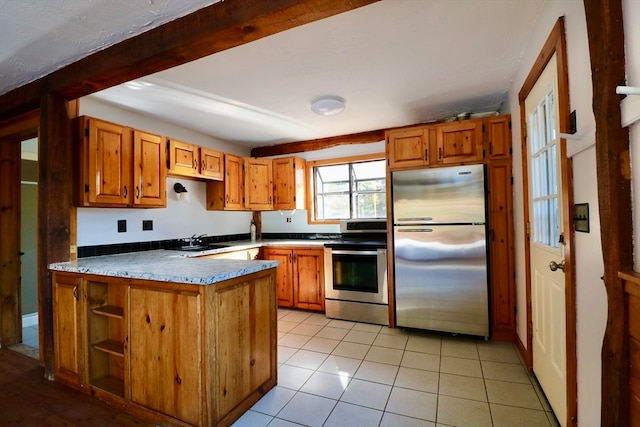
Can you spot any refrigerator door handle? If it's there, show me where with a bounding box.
[396,228,433,233]
[396,217,433,222]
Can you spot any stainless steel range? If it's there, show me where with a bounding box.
[324,219,388,325]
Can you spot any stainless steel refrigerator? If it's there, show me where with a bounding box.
[392,164,489,337]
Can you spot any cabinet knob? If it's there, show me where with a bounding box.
[73,285,79,301]
[123,185,128,198]
[136,186,140,199]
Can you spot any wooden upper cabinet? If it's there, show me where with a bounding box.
[168,139,199,177]
[78,116,166,208]
[133,130,166,207]
[486,116,511,160]
[82,117,132,206]
[386,126,430,169]
[200,147,223,180]
[167,139,223,181]
[273,157,306,211]
[245,158,273,210]
[207,153,246,210]
[436,120,484,164]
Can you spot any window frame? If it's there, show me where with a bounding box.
[306,153,386,224]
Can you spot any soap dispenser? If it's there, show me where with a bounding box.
[250,220,256,242]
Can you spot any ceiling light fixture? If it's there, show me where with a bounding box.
[311,96,346,116]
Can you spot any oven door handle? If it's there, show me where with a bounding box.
[330,249,379,256]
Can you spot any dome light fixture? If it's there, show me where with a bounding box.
[311,96,346,116]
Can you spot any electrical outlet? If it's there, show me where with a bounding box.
[142,220,153,231]
[286,217,292,223]
[117,219,127,233]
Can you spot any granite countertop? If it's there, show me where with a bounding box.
[49,249,279,285]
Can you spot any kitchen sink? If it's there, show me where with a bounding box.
[170,244,230,252]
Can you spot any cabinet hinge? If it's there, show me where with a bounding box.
[509,121,512,130]
[510,176,514,185]
[483,149,486,158]
[85,127,89,138]
[482,124,485,132]
[84,184,89,193]
[522,122,527,139]
[509,147,513,154]
[293,195,296,202]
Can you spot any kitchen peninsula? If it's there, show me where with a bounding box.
[50,250,278,427]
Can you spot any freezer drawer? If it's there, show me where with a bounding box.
[393,224,489,337]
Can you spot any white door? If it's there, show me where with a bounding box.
[524,53,567,426]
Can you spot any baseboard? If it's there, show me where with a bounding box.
[22,312,38,328]
[516,334,532,369]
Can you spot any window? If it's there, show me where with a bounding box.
[311,157,386,221]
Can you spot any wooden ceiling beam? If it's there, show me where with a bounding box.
[250,128,386,157]
[0,0,379,122]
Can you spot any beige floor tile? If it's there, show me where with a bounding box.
[441,338,479,359]
[490,403,552,427]
[406,334,441,355]
[385,386,437,421]
[326,319,356,329]
[278,346,297,364]
[277,320,299,333]
[277,392,336,427]
[317,355,362,378]
[249,386,296,416]
[440,356,483,378]
[277,364,315,390]
[437,395,492,427]
[481,360,531,383]
[290,323,324,337]
[323,401,383,427]
[401,350,440,372]
[302,337,340,354]
[353,323,383,333]
[380,412,435,427]
[282,310,313,323]
[331,341,371,359]
[439,373,487,401]
[285,349,329,370]
[477,343,521,364]
[300,371,351,400]
[343,329,378,345]
[379,326,411,336]
[365,345,404,365]
[394,366,439,393]
[354,360,399,385]
[340,379,392,410]
[303,313,332,326]
[485,379,544,410]
[279,333,311,349]
[316,326,349,340]
[373,332,409,349]
[231,409,272,427]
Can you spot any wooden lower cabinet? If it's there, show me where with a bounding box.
[263,247,325,311]
[53,273,84,387]
[52,269,277,427]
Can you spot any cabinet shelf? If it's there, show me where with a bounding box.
[93,339,125,357]
[92,376,125,397]
[92,305,124,319]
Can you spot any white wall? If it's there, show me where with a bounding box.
[506,1,606,424]
[626,0,640,271]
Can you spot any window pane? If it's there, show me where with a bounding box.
[320,194,350,219]
[317,164,349,182]
[352,160,386,180]
[354,193,386,218]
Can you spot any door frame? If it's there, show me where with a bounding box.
[0,111,39,348]
[517,17,577,426]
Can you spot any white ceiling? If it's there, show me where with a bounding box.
[2,0,545,149]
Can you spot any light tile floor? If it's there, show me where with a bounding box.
[233,309,560,427]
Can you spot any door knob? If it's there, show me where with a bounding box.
[549,260,565,272]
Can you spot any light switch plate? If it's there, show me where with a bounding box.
[574,203,589,233]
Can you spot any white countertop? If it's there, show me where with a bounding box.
[49,249,279,285]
